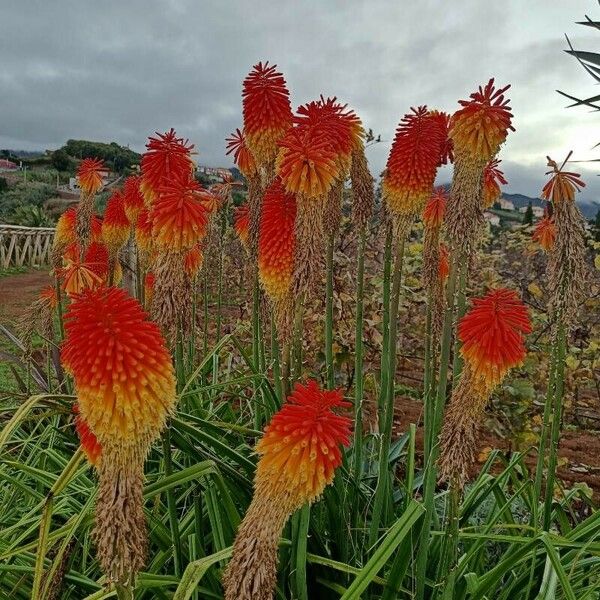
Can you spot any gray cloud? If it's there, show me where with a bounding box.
[0,0,598,205]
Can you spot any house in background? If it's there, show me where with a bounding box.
[197,165,232,183]
[498,197,515,211]
[519,205,545,218]
[484,211,501,227]
[0,159,18,171]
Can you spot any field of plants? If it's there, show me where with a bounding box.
[0,59,599,600]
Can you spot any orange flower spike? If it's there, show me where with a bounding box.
[242,62,293,167]
[135,208,153,255]
[482,159,507,208]
[383,106,449,217]
[73,404,102,466]
[55,207,77,247]
[144,271,155,309]
[59,242,107,296]
[450,79,514,162]
[151,176,211,252]
[141,129,195,203]
[541,155,586,203]
[123,176,145,223]
[184,245,203,278]
[430,110,454,166]
[294,97,364,177]
[39,285,58,310]
[102,190,130,254]
[62,287,175,582]
[423,188,447,229]
[224,380,351,599]
[256,380,352,504]
[61,287,176,443]
[258,178,296,301]
[77,158,105,196]
[226,129,257,178]
[533,216,556,252]
[438,243,450,282]
[234,203,250,248]
[458,288,531,387]
[277,128,338,198]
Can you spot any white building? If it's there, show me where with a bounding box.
[484,211,501,226]
[499,198,515,211]
[518,205,545,218]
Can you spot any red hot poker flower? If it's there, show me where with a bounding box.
[233,203,250,249]
[439,243,450,282]
[541,155,585,203]
[383,106,449,218]
[61,286,176,443]
[256,379,352,505]
[123,176,145,223]
[151,176,211,252]
[423,188,447,229]
[102,190,130,254]
[223,379,351,600]
[77,158,105,196]
[184,245,203,278]
[276,128,338,198]
[258,178,296,302]
[242,62,293,167]
[141,129,195,203]
[73,404,102,466]
[450,79,514,162]
[226,129,257,178]
[458,288,531,387]
[533,216,556,252]
[482,159,507,208]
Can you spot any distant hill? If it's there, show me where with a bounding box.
[440,183,598,219]
[502,192,598,219]
[1,149,45,160]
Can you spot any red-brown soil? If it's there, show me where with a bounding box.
[392,394,600,501]
[0,269,53,322]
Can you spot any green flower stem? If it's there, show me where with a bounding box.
[325,235,335,390]
[415,256,460,600]
[252,265,261,429]
[350,227,367,539]
[543,321,567,530]
[369,236,405,547]
[378,222,393,418]
[162,427,182,577]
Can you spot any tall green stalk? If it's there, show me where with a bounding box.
[369,236,405,547]
[543,322,567,530]
[533,346,559,522]
[351,228,367,538]
[415,258,459,600]
[422,304,434,464]
[378,222,393,418]
[162,428,182,577]
[216,212,226,342]
[325,236,335,389]
[252,265,262,430]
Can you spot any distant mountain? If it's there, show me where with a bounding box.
[440,183,598,219]
[1,149,45,159]
[503,192,598,219]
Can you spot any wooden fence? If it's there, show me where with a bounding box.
[0,224,55,269]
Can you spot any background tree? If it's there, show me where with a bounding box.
[524,201,534,225]
[50,149,72,172]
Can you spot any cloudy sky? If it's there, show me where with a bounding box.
[1,0,599,204]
